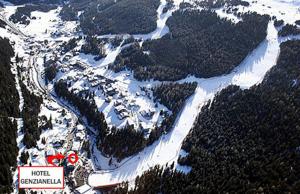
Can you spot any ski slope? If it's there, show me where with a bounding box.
[89,20,300,187]
[1,0,300,191]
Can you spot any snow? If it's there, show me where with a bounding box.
[1,0,300,192]
[176,164,192,174]
[215,8,242,23]
[238,0,300,24]
[75,184,92,194]
[88,21,300,188]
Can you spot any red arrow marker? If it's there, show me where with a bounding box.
[46,153,65,166]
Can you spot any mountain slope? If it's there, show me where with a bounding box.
[113,40,300,193]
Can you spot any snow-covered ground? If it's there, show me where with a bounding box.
[1,0,300,192]
[88,21,284,187]
[243,0,300,24]
[0,5,89,193]
[88,0,300,188]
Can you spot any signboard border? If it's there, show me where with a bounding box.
[18,166,64,190]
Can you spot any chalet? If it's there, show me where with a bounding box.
[77,125,85,131]
[72,141,81,152]
[118,112,129,120]
[114,105,127,115]
[107,87,117,96]
[75,131,85,141]
[140,109,155,120]
[114,100,123,106]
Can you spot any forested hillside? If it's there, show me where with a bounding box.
[20,81,42,148]
[70,0,160,35]
[112,10,269,81]
[113,40,300,193]
[0,38,19,193]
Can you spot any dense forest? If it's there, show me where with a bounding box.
[278,24,300,37]
[0,38,19,118]
[0,38,19,193]
[62,0,160,35]
[113,40,300,193]
[111,10,269,81]
[79,0,160,35]
[153,82,197,114]
[9,4,57,25]
[20,81,43,148]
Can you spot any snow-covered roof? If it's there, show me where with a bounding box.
[75,184,92,193]
[72,141,81,151]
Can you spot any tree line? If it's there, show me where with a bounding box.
[278,24,300,37]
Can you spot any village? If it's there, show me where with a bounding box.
[17,17,171,190]
[31,31,171,136]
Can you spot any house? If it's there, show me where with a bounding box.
[114,99,123,106]
[140,109,155,120]
[114,105,127,115]
[107,87,117,96]
[105,97,112,103]
[72,141,81,152]
[75,131,85,141]
[77,125,85,132]
[118,112,129,120]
